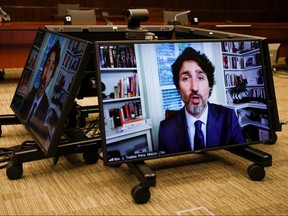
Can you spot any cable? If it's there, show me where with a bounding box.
[0,141,38,169]
[83,116,101,138]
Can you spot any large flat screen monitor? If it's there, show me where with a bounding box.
[10,28,93,156]
[95,38,280,166]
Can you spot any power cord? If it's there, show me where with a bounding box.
[0,141,37,169]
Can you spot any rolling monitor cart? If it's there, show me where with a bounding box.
[94,36,280,203]
[44,24,174,126]
[0,28,101,180]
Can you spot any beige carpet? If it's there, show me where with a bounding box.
[0,68,287,215]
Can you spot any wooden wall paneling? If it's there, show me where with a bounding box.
[228,0,264,10]
[198,0,230,11]
[191,11,228,22]
[0,28,36,68]
[3,7,56,21]
[0,46,30,68]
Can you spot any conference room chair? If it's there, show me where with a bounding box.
[57,3,80,16]
[66,9,97,25]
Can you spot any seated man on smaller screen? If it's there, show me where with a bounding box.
[158,47,245,154]
[21,40,61,141]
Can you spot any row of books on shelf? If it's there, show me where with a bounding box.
[221,41,260,54]
[114,73,139,99]
[225,73,263,87]
[226,87,266,104]
[99,45,137,68]
[222,54,261,69]
[27,49,39,70]
[62,53,80,72]
[250,87,266,100]
[225,74,245,87]
[106,101,144,130]
[68,40,86,54]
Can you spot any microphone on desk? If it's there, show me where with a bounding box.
[168,10,191,25]
[101,11,113,25]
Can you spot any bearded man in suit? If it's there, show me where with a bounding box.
[159,47,245,154]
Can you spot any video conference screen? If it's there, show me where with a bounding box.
[10,28,92,156]
[95,38,278,165]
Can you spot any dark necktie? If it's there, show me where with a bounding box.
[27,102,37,123]
[194,120,204,150]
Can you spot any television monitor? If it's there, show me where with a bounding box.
[10,28,93,156]
[95,37,280,166]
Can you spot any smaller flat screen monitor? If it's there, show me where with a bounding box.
[95,37,280,166]
[10,28,93,156]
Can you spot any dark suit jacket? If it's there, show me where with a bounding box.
[21,88,50,143]
[158,103,245,154]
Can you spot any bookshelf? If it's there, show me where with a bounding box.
[221,41,270,139]
[98,44,153,156]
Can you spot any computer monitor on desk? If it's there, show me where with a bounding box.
[95,37,280,166]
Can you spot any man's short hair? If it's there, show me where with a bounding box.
[44,40,61,80]
[172,47,215,92]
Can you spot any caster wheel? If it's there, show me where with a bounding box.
[264,132,277,145]
[83,152,99,164]
[6,162,23,180]
[131,184,151,204]
[53,156,59,165]
[247,163,265,181]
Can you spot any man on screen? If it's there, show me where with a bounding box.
[21,40,61,141]
[158,47,245,154]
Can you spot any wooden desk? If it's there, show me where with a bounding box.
[1,21,288,69]
[0,22,62,69]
